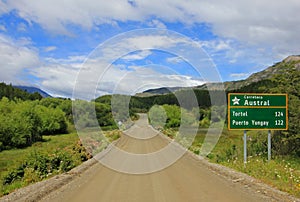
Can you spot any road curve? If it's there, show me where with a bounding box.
[42,114,276,202]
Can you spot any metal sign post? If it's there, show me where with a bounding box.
[268,130,271,162]
[244,130,247,166]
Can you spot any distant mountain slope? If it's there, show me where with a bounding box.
[223,55,300,91]
[139,55,300,95]
[136,87,188,97]
[143,87,183,94]
[14,86,52,98]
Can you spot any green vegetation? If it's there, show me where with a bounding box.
[0,133,87,196]
[0,57,299,197]
[0,130,121,196]
[0,83,42,101]
[229,59,300,157]
[0,84,126,196]
[269,61,300,157]
[148,104,226,130]
[206,130,300,197]
[94,89,223,114]
[0,98,68,150]
[148,105,167,129]
[161,128,299,197]
[153,59,300,197]
[150,103,299,196]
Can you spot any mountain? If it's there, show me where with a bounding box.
[222,55,300,91]
[139,55,300,95]
[137,87,184,96]
[14,86,52,98]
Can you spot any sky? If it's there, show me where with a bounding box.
[0,0,300,99]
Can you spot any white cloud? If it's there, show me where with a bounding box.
[94,32,197,69]
[0,25,6,32]
[0,32,206,99]
[44,46,57,52]
[78,31,220,98]
[0,29,206,99]
[33,63,80,97]
[45,55,86,64]
[122,50,152,60]
[17,23,27,32]
[123,35,190,49]
[166,56,183,64]
[194,0,300,58]
[15,37,33,46]
[200,38,278,73]
[0,1,8,15]
[148,19,167,29]
[2,0,299,58]
[0,34,40,84]
[201,39,232,52]
[3,0,139,35]
[97,65,204,96]
[230,73,250,80]
[1,1,299,96]
[48,54,205,99]
[0,33,82,97]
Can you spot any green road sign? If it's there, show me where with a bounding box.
[228,93,288,130]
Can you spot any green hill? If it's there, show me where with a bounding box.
[0,83,42,101]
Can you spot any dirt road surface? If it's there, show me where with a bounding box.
[39,114,295,202]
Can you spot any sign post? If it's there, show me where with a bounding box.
[228,93,288,164]
[268,130,271,162]
[244,130,247,165]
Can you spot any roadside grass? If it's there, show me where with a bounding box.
[0,133,80,196]
[187,129,300,198]
[0,130,121,197]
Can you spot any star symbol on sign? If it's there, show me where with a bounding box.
[232,96,240,105]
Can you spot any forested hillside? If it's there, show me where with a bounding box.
[13,86,51,98]
[0,83,42,101]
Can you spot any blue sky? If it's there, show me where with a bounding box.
[0,1,300,98]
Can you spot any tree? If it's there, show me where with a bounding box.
[72,100,98,129]
[95,102,117,128]
[0,82,42,101]
[0,99,42,150]
[148,105,167,129]
[0,98,69,151]
[35,105,67,135]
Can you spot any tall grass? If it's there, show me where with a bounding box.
[0,130,121,196]
[0,133,81,196]
[188,129,300,197]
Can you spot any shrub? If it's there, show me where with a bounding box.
[3,164,26,185]
[2,141,91,186]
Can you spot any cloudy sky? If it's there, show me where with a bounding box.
[1,0,300,98]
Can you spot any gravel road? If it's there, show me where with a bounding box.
[1,114,298,202]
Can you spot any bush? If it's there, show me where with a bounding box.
[0,98,69,151]
[0,99,42,149]
[35,105,68,135]
[3,165,26,185]
[2,141,91,185]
